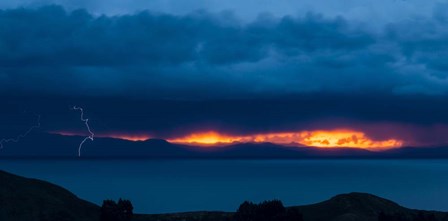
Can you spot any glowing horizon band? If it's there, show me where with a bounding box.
[167,130,403,150]
[52,129,404,151]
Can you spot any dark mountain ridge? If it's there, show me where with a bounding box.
[1,132,448,158]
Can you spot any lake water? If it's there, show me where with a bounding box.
[1,159,447,214]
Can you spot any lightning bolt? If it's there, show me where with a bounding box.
[0,113,41,149]
[73,106,94,157]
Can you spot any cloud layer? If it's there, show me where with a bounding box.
[1,5,448,148]
[0,5,448,98]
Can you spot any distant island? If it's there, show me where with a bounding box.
[0,169,446,221]
[1,133,448,159]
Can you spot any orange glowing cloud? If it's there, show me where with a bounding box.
[297,130,402,150]
[168,130,403,150]
[167,131,239,145]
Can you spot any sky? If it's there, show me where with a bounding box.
[1,0,448,150]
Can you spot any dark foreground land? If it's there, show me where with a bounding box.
[0,169,447,221]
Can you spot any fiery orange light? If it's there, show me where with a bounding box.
[168,130,403,150]
[298,130,402,150]
[168,131,239,145]
[53,129,403,151]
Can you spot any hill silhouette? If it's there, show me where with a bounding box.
[297,193,446,221]
[135,193,448,221]
[0,170,99,221]
[1,169,447,221]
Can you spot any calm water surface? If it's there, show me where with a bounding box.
[0,159,447,213]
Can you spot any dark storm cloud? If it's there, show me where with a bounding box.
[1,4,448,147]
[0,6,372,66]
[3,95,448,147]
[2,5,448,98]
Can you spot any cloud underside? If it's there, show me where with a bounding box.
[0,5,447,98]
